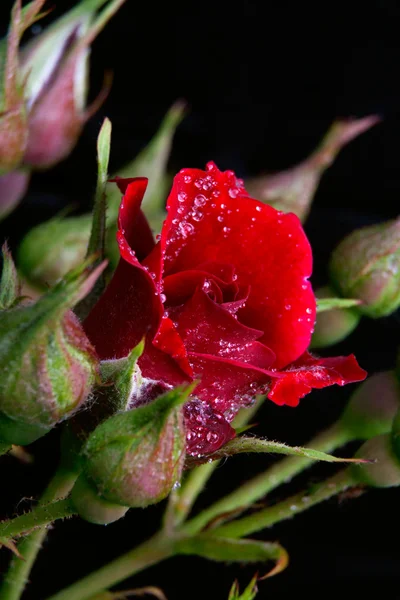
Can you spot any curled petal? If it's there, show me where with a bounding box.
[267,352,368,407]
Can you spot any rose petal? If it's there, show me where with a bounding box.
[84,179,163,359]
[184,399,236,456]
[267,352,368,407]
[160,162,315,368]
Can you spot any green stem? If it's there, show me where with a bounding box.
[164,397,266,529]
[0,498,76,541]
[0,442,11,456]
[0,467,78,600]
[182,422,350,535]
[209,468,356,539]
[45,534,174,600]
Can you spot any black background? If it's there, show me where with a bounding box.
[0,0,400,598]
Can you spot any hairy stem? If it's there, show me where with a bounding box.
[208,468,356,539]
[182,422,350,535]
[0,498,76,541]
[0,467,78,600]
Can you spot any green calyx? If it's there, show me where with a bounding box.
[75,385,193,517]
[330,217,400,318]
[0,259,104,445]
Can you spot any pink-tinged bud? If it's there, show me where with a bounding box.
[330,217,400,318]
[0,0,47,173]
[0,259,104,445]
[20,0,126,169]
[245,116,379,221]
[71,386,190,524]
[0,170,30,220]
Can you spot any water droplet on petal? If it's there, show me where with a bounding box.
[184,175,192,183]
[178,192,187,202]
[255,205,262,212]
[194,194,207,207]
[228,188,239,198]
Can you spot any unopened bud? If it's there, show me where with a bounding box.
[352,434,400,488]
[0,260,104,445]
[340,371,400,440]
[330,217,400,318]
[71,386,190,523]
[246,116,379,222]
[20,0,124,169]
[17,214,91,289]
[0,170,30,221]
[311,286,360,348]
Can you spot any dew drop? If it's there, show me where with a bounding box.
[255,205,262,212]
[184,175,192,183]
[194,194,207,207]
[223,226,230,233]
[228,187,239,198]
[178,192,187,202]
[306,307,313,314]
[217,215,224,223]
[285,304,292,310]
[160,293,166,303]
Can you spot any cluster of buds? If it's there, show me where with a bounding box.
[0,0,126,220]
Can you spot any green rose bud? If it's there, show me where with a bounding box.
[351,434,400,488]
[17,213,92,289]
[245,116,379,222]
[71,386,191,524]
[340,371,400,441]
[0,258,104,445]
[311,286,361,348]
[330,217,400,318]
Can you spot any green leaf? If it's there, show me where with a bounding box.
[0,243,20,309]
[316,297,361,313]
[228,576,258,600]
[87,117,112,259]
[190,435,370,465]
[176,535,288,575]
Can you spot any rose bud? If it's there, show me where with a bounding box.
[84,163,366,458]
[0,259,104,446]
[17,213,92,289]
[311,286,360,348]
[20,0,125,169]
[0,170,30,221]
[330,217,400,318]
[340,371,400,441]
[0,0,46,173]
[71,385,190,524]
[351,434,400,488]
[245,115,379,222]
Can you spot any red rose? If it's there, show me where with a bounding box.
[84,162,366,456]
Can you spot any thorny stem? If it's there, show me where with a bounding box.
[0,498,76,541]
[0,467,78,600]
[181,421,350,535]
[207,468,356,539]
